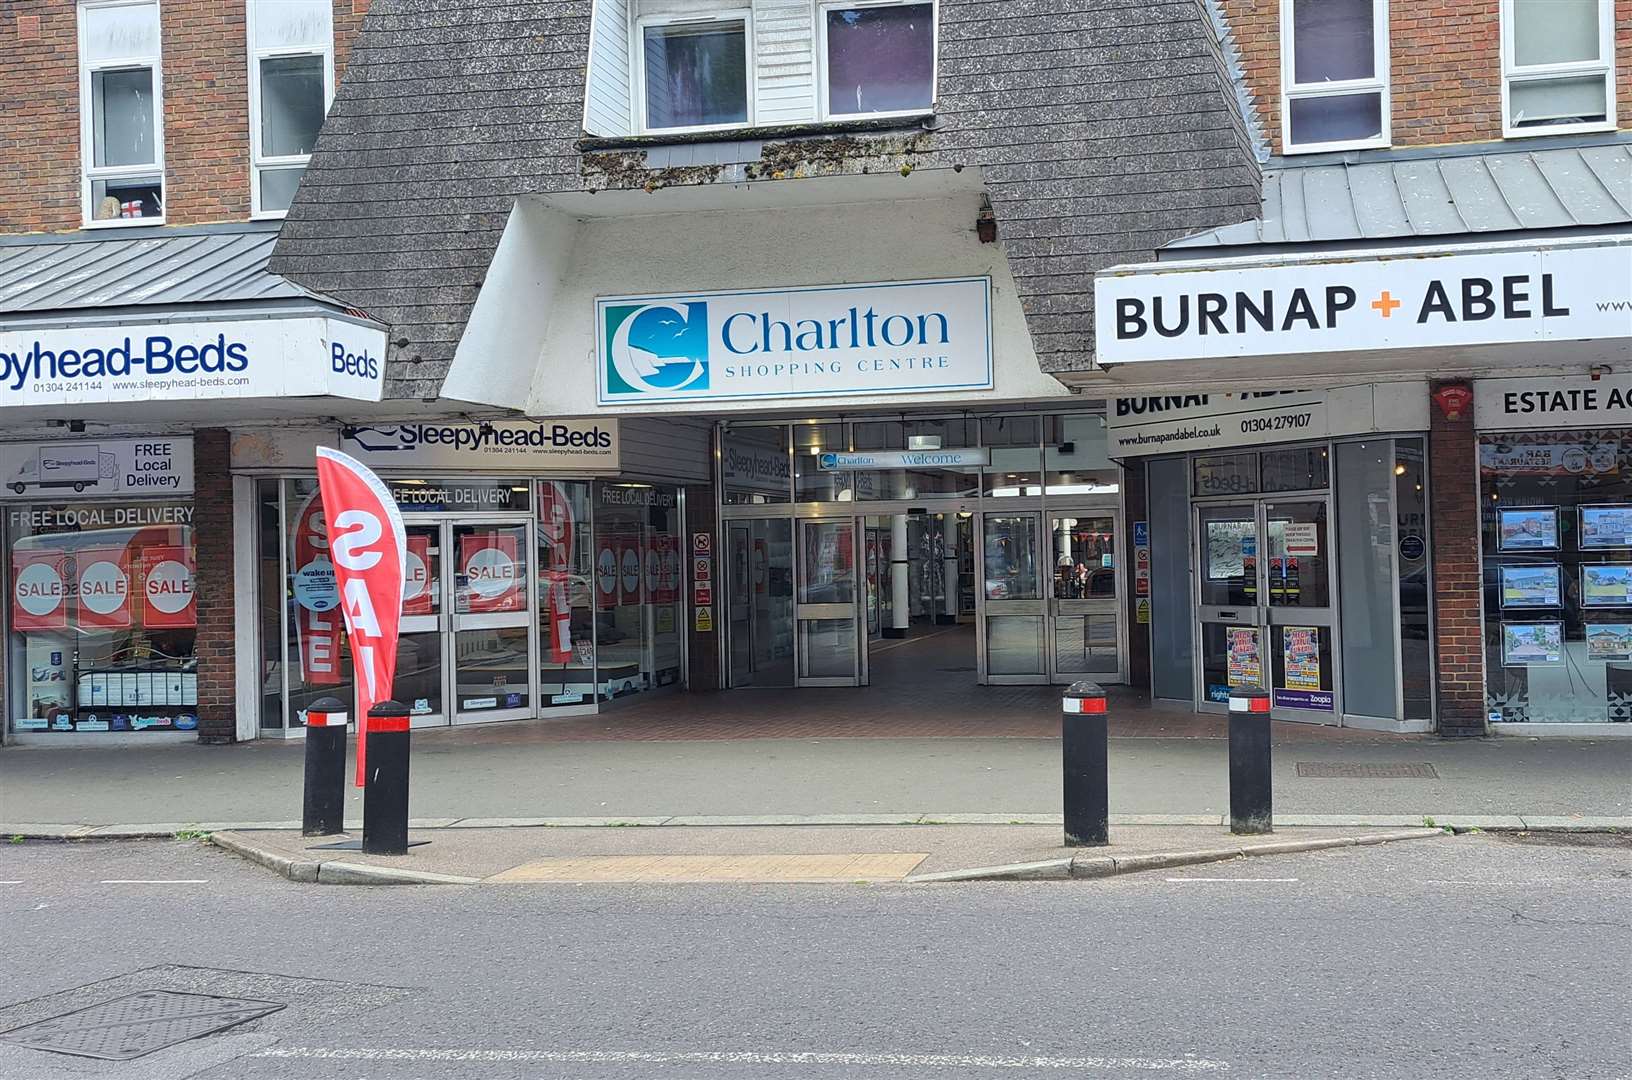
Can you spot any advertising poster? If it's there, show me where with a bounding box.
[1584,624,1632,662]
[1496,507,1559,551]
[76,547,133,630]
[292,490,343,683]
[1581,564,1632,607]
[1282,522,1319,558]
[1579,506,1632,549]
[1500,564,1562,608]
[1480,442,1618,478]
[460,531,523,613]
[538,482,576,664]
[1501,622,1564,666]
[402,533,434,616]
[12,549,69,631]
[139,546,196,629]
[1205,521,1251,579]
[1282,627,1321,690]
[595,542,618,609]
[1225,626,1261,688]
[619,537,642,607]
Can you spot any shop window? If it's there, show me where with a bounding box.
[1280,0,1389,153]
[7,499,196,734]
[1395,438,1432,720]
[853,417,979,500]
[538,481,599,707]
[248,0,333,216]
[638,13,750,133]
[982,416,1041,497]
[1261,445,1330,492]
[283,479,354,727]
[1501,0,1613,136]
[721,425,791,505]
[793,423,851,501]
[1192,451,1258,497]
[593,482,683,699]
[79,0,164,225]
[1044,414,1118,496]
[1482,430,1630,723]
[820,2,936,120]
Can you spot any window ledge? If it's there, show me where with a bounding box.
[578,114,938,153]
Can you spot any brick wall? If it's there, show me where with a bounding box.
[1223,0,1632,156]
[1428,384,1486,737]
[0,0,366,235]
[192,428,236,743]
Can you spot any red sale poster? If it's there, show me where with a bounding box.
[402,534,434,616]
[461,531,522,613]
[76,547,133,630]
[618,535,642,607]
[292,490,342,684]
[652,533,677,604]
[11,549,69,631]
[595,541,618,610]
[140,546,196,629]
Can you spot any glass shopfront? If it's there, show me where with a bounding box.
[1481,429,1632,724]
[255,476,683,734]
[6,499,197,735]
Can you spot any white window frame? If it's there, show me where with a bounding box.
[816,0,938,123]
[246,0,334,219]
[78,0,166,229]
[631,9,755,136]
[1278,0,1391,155]
[1499,0,1615,138]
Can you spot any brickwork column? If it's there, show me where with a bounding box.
[192,428,237,743]
[1428,383,1486,736]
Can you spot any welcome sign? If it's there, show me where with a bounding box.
[596,278,993,405]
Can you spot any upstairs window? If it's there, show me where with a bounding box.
[247,0,333,216]
[637,12,750,133]
[1502,0,1614,136]
[1279,0,1390,154]
[79,0,164,225]
[820,2,936,120]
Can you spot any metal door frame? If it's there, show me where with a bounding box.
[1191,494,1341,724]
[794,516,863,687]
[978,506,1049,685]
[1046,507,1129,686]
[444,516,538,725]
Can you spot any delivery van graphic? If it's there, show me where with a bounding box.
[9,445,120,494]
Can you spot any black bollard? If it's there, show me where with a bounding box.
[301,696,349,837]
[1062,680,1109,847]
[362,700,411,855]
[1228,688,1273,835]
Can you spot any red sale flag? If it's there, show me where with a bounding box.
[315,447,406,787]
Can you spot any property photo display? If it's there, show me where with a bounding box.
[1500,622,1563,667]
[1580,564,1632,607]
[1579,505,1632,549]
[1499,564,1561,608]
[1584,623,1632,662]
[1496,507,1559,551]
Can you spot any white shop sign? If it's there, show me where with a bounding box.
[339,419,620,471]
[817,448,989,471]
[1108,392,1326,456]
[1476,372,1632,430]
[596,277,993,405]
[1095,246,1632,364]
[0,317,386,405]
[0,438,193,498]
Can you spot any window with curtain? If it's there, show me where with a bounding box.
[1503,0,1613,135]
[248,0,332,215]
[640,17,749,131]
[80,1,164,223]
[1281,0,1389,153]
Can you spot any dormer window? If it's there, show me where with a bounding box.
[638,13,750,133]
[584,0,938,139]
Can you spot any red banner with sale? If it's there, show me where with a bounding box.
[538,482,575,665]
[11,549,69,631]
[596,541,618,610]
[76,547,132,630]
[460,531,522,613]
[315,447,407,787]
[139,546,196,629]
[402,534,434,616]
[618,536,642,607]
[292,490,343,684]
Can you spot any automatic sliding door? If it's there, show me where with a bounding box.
[796,518,859,686]
[728,519,794,687]
[1050,512,1122,683]
[450,522,535,722]
[982,511,1046,682]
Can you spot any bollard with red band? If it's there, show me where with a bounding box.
[302,695,349,837]
[1062,680,1110,847]
[362,700,412,855]
[1228,687,1273,836]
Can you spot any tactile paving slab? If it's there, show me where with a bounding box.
[0,990,284,1061]
[1296,761,1439,779]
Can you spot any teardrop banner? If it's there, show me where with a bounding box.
[315,447,406,787]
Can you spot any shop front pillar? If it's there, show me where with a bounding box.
[888,513,910,638]
[1427,383,1486,737]
[193,428,237,744]
[941,517,959,624]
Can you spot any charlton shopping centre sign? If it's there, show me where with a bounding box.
[1094,245,1631,364]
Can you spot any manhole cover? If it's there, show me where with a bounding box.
[0,990,284,1061]
[1296,761,1438,779]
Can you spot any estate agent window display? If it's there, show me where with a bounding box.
[1482,429,1632,723]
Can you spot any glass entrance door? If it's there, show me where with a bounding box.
[795,518,860,686]
[1195,500,1336,720]
[727,518,794,687]
[1049,511,1123,684]
[398,522,447,728]
[450,521,535,723]
[981,511,1046,682]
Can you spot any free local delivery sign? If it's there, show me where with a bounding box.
[1094,244,1632,364]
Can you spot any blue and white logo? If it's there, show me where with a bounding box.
[604,302,710,399]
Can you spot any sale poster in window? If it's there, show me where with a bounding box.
[460,532,523,613]
[1282,626,1321,690]
[139,547,196,628]
[1225,626,1261,688]
[75,547,133,630]
[11,549,69,632]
